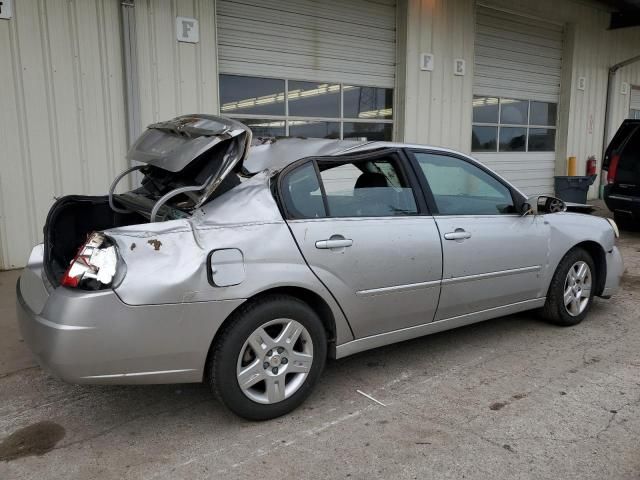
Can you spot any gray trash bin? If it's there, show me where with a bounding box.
[553,175,597,204]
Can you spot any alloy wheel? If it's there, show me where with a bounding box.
[236,319,314,404]
[563,260,592,316]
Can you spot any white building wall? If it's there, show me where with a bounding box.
[606,30,640,134]
[398,0,475,153]
[1,0,638,269]
[0,0,220,270]
[0,0,127,269]
[134,0,219,131]
[399,0,640,198]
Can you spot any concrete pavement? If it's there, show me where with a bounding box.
[1,203,639,479]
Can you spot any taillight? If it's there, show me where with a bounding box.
[61,232,118,289]
[607,154,620,184]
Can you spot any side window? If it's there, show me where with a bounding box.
[414,152,515,215]
[281,162,326,219]
[318,156,418,217]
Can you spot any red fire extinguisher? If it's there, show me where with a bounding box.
[586,155,597,176]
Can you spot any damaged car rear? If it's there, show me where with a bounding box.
[43,115,251,291]
[17,114,623,421]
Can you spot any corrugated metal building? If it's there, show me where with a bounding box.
[1,0,639,269]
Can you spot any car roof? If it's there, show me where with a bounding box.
[242,137,463,173]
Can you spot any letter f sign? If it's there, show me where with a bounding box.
[0,0,13,19]
[176,17,199,43]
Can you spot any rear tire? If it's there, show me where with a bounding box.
[541,248,595,326]
[208,295,327,421]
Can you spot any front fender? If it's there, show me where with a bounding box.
[541,212,617,296]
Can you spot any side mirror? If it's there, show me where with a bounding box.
[523,195,567,215]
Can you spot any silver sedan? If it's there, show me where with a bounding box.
[17,115,623,420]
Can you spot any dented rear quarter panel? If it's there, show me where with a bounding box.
[106,173,354,345]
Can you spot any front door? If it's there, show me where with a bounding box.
[410,151,549,320]
[279,152,443,338]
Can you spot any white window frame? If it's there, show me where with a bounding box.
[218,74,394,139]
[472,97,558,153]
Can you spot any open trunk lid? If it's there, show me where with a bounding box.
[125,115,252,214]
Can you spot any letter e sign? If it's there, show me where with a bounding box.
[176,17,199,43]
[0,0,13,20]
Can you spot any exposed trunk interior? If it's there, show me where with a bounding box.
[44,196,146,287]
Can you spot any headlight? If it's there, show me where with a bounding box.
[606,217,620,239]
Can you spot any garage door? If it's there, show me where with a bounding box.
[217,0,396,87]
[631,87,640,119]
[472,6,564,195]
[216,0,396,141]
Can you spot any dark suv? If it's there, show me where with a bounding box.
[603,119,640,228]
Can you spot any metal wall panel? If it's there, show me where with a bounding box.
[134,0,219,129]
[216,0,396,88]
[399,0,475,152]
[0,0,127,269]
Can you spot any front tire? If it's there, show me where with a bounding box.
[208,295,327,421]
[541,248,596,326]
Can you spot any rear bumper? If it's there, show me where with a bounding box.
[16,275,244,384]
[603,188,640,218]
[601,246,624,298]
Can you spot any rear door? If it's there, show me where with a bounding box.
[279,150,443,338]
[408,150,549,320]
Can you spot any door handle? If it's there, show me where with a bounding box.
[443,228,472,241]
[315,237,353,249]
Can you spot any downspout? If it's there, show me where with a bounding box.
[600,53,640,197]
[121,0,141,150]
[120,0,142,187]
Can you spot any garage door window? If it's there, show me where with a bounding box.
[472,97,557,153]
[220,75,393,140]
